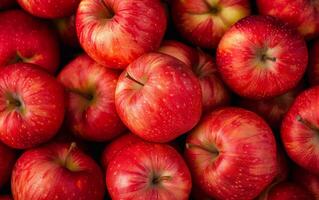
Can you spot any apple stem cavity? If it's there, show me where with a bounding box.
[186,143,219,156]
[296,115,319,134]
[99,0,114,19]
[63,142,77,167]
[261,54,276,62]
[125,73,144,87]
[152,175,171,185]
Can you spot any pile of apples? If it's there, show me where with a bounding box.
[0,0,319,199]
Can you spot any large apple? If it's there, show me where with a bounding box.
[185,107,277,200]
[281,86,319,174]
[257,0,319,39]
[76,0,167,69]
[0,10,60,73]
[53,15,79,48]
[239,85,302,129]
[0,142,16,188]
[115,53,202,143]
[308,39,319,86]
[106,142,192,200]
[159,40,230,112]
[11,143,105,200]
[0,63,65,149]
[292,166,319,199]
[217,15,308,99]
[17,0,81,18]
[171,0,250,49]
[58,54,126,142]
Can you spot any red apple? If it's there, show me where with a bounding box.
[11,143,105,200]
[292,167,319,199]
[239,85,303,129]
[58,54,126,142]
[171,0,250,49]
[185,107,277,200]
[281,86,319,174]
[54,15,79,47]
[159,41,230,112]
[101,133,142,169]
[76,0,167,69]
[259,182,314,200]
[0,63,65,149]
[115,53,202,143]
[308,39,319,86]
[0,0,16,10]
[0,10,60,73]
[17,0,81,18]
[0,142,16,188]
[257,0,319,39]
[106,142,192,200]
[217,15,308,99]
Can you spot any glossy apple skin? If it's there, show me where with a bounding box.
[159,40,230,112]
[115,53,202,143]
[106,142,192,200]
[185,107,277,200]
[76,0,167,69]
[0,142,16,188]
[260,182,314,200]
[281,86,319,174]
[0,10,60,73]
[0,63,65,149]
[308,40,319,86]
[257,0,319,39]
[11,143,105,200]
[171,0,250,49]
[17,0,81,18]
[217,15,308,99]
[239,85,302,129]
[54,15,79,47]
[101,133,142,169]
[292,167,319,199]
[58,54,126,142]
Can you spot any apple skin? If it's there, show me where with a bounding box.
[239,85,302,129]
[54,15,79,48]
[257,0,319,39]
[217,15,308,99]
[101,133,142,169]
[259,182,314,200]
[11,143,105,200]
[106,142,192,200]
[17,0,81,18]
[171,0,250,49]
[159,40,230,112]
[292,167,319,199]
[281,86,319,174]
[58,54,126,142]
[76,0,167,69]
[0,142,16,188]
[115,53,202,143]
[0,10,60,74]
[185,107,277,200]
[308,40,319,86]
[0,63,65,149]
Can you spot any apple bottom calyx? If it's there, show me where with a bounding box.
[6,93,24,113]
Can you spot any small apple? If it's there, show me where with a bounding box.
[17,0,81,18]
[11,143,105,200]
[257,0,319,39]
[171,0,251,49]
[0,142,16,189]
[308,39,319,86]
[58,54,126,142]
[281,86,319,174]
[106,142,192,200]
[0,10,60,73]
[115,53,202,143]
[185,107,277,200]
[101,133,142,169]
[53,15,79,48]
[159,40,230,112]
[292,167,319,199]
[76,0,167,69]
[217,15,308,99]
[0,63,65,149]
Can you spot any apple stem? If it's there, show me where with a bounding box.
[71,90,94,101]
[296,115,319,133]
[262,55,276,62]
[186,143,219,155]
[152,175,171,185]
[125,73,144,86]
[63,142,77,166]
